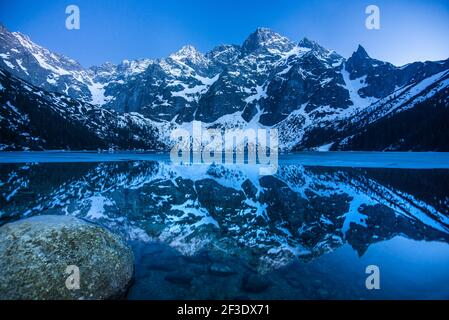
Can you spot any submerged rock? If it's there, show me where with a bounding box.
[209,263,235,276]
[164,271,194,285]
[0,215,134,300]
[241,274,272,293]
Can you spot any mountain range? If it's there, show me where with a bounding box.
[1,24,448,151]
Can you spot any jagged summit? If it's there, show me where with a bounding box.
[241,27,295,54]
[172,45,200,56]
[255,27,273,33]
[345,44,381,79]
[298,37,329,54]
[170,45,204,61]
[167,45,210,70]
[353,45,370,59]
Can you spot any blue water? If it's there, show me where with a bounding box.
[1,151,449,168]
[1,152,449,299]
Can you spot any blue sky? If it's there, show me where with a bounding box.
[0,0,448,67]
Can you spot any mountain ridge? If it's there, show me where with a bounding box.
[1,24,448,151]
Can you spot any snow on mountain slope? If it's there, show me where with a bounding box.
[329,68,449,151]
[1,24,448,151]
[353,69,449,123]
[0,24,151,107]
[0,69,165,151]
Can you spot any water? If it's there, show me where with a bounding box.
[1,152,449,300]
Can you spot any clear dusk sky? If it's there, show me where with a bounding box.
[0,0,448,67]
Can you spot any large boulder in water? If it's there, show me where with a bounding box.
[0,215,134,300]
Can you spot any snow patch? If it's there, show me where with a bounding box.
[315,142,334,152]
[86,196,114,219]
[245,85,268,103]
[88,81,112,106]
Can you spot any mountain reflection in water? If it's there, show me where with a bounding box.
[1,159,449,299]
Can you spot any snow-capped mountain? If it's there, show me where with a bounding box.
[0,24,152,107]
[0,68,164,151]
[1,24,448,151]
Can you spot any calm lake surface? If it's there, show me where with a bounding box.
[1,152,449,299]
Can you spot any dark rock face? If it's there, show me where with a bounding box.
[209,263,235,276]
[330,71,449,151]
[165,271,194,285]
[0,215,134,300]
[1,24,448,151]
[241,27,295,55]
[242,274,272,293]
[345,45,449,99]
[0,69,164,151]
[0,25,87,99]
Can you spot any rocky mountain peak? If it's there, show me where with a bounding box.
[1,24,449,153]
[353,45,370,59]
[345,44,382,81]
[117,59,152,75]
[298,37,325,52]
[241,27,295,55]
[169,45,207,66]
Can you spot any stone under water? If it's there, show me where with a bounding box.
[0,215,134,300]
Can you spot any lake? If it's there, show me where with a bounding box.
[1,152,449,299]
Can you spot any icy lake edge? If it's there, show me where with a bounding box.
[1,151,449,169]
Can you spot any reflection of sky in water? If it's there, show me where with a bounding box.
[1,153,449,299]
[310,236,449,299]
